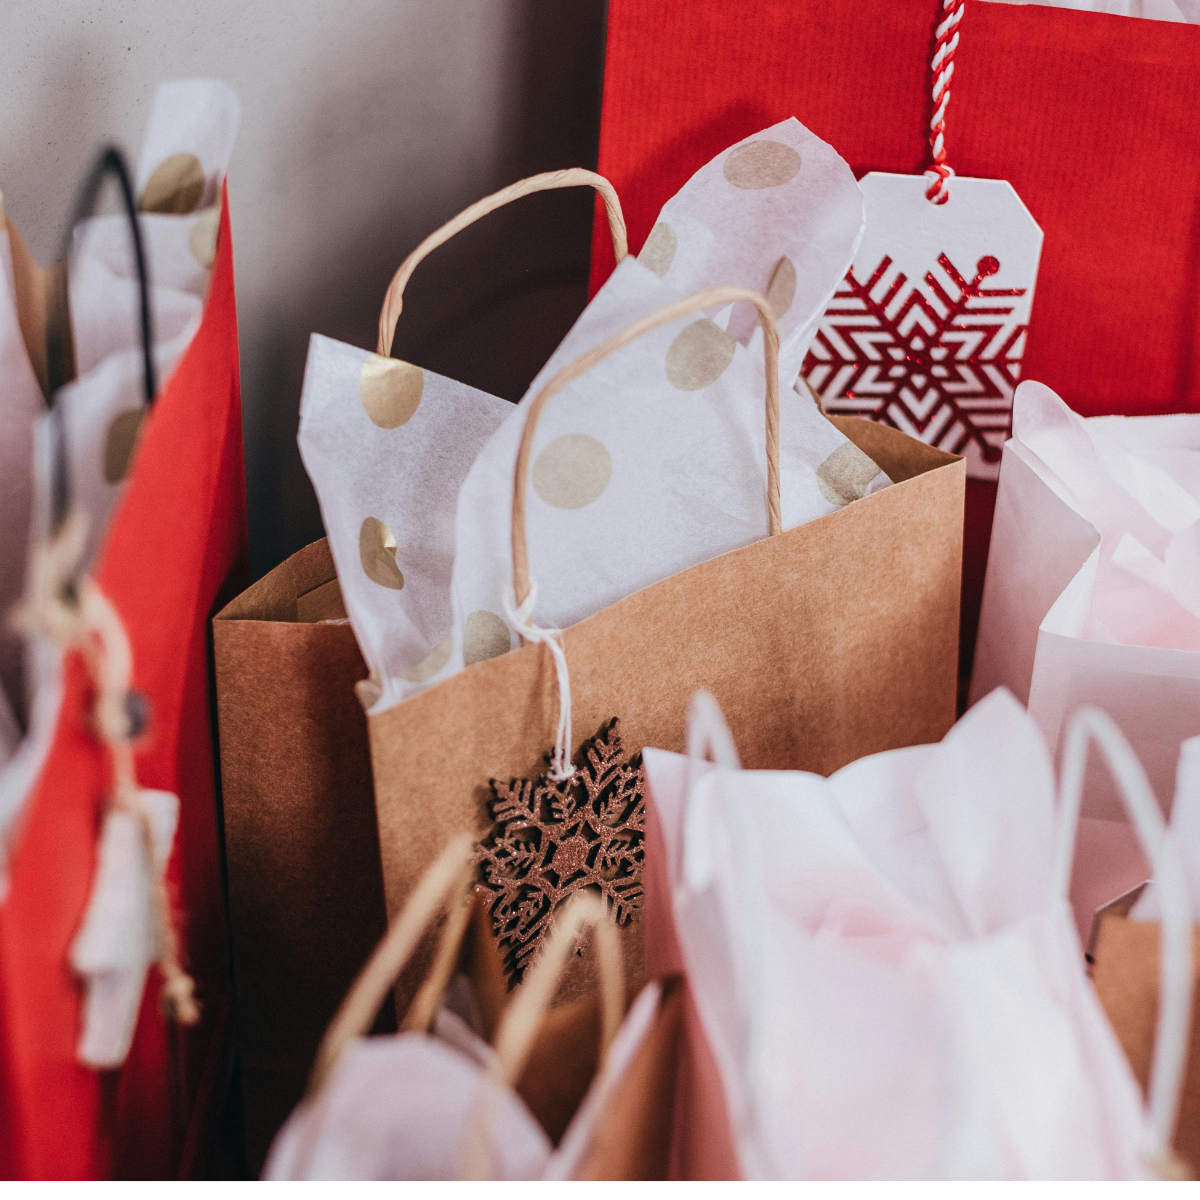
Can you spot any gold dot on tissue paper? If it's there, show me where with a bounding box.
[665,320,736,391]
[359,516,405,589]
[103,409,144,484]
[722,141,802,190]
[464,611,511,666]
[816,442,881,506]
[360,355,423,428]
[766,256,796,318]
[532,434,612,509]
[639,223,677,277]
[140,153,205,214]
[189,205,221,268]
[399,635,453,683]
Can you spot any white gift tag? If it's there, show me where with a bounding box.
[70,788,179,1069]
[803,173,1043,479]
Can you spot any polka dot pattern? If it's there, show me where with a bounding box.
[189,205,221,268]
[532,433,612,510]
[399,635,452,683]
[766,255,797,318]
[140,153,205,215]
[723,141,802,190]
[361,355,423,429]
[639,223,677,278]
[463,610,511,666]
[103,409,144,484]
[665,319,736,391]
[359,516,405,589]
[817,442,880,506]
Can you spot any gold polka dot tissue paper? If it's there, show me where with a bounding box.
[445,118,893,662]
[28,81,240,584]
[297,334,511,709]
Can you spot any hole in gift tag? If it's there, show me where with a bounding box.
[665,320,736,391]
[532,433,612,510]
[638,222,677,278]
[360,354,423,428]
[359,516,404,589]
[140,153,205,214]
[722,140,801,190]
[103,409,144,484]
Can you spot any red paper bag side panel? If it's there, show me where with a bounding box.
[0,187,245,1180]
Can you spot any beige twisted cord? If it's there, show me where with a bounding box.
[80,576,200,1027]
[11,509,198,1028]
[511,286,783,607]
[306,833,477,1098]
[460,890,624,1179]
[376,168,628,358]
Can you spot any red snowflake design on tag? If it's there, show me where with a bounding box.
[803,253,1027,465]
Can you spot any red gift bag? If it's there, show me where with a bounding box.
[590,0,1200,684]
[0,181,245,1180]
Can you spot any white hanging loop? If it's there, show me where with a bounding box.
[503,578,575,782]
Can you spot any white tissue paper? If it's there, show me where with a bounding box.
[298,335,511,706]
[0,79,239,883]
[52,78,240,581]
[68,788,179,1069]
[264,978,664,1180]
[971,381,1200,928]
[643,688,1176,1179]
[417,119,886,706]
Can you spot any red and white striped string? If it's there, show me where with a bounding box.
[925,0,965,205]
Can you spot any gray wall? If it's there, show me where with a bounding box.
[1,0,606,576]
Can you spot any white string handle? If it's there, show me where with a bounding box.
[1052,708,1194,1168]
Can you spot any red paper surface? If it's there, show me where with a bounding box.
[591,0,1200,681]
[0,188,246,1180]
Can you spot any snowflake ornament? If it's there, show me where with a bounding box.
[475,718,645,982]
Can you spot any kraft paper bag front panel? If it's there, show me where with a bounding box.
[1092,917,1200,1174]
[213,538,390,1173]
[367,419,964,1006]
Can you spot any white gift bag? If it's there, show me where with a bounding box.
[641,689,1193,1178]
[971,380,1200,931]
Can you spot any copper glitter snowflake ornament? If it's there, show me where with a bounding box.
[475,718,645,982]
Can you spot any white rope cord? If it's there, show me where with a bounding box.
[503,579,575,782]
[1053,708,1193,1174]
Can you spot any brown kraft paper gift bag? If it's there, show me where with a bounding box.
[212,537,389,1171]
[1093,917,1200,1175]
[366,285,966,1009]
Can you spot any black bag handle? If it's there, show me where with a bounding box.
[49,145,156,534]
